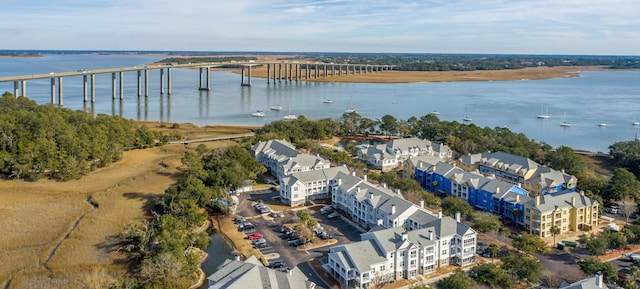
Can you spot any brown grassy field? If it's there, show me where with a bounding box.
[0,123,255,289]
[238,64,606,83]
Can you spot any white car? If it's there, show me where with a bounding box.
[327,212,340,219]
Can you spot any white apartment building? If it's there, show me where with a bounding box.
[280,166,350,206]
[358,137,452,171]
[252,139,330,180]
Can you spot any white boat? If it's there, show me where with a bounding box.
[430,110,440,116]
[345,108,358,114]
[597,123,607,127]
[283,113,297,120]
[537,105,551,119]
[632,119,640,126]
[560,112,571,127]
[463,106,472,122]
[323,99,333,104]
[271,105,282,111]
[251,110,265,117]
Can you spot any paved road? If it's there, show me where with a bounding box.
[235,189,362,289]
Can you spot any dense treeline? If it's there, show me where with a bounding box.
[0,93,178,181]
[117,145,265,288]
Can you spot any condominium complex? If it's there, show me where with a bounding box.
[252,139,330,180]
[523,190,599,237]
[358,137,452,171]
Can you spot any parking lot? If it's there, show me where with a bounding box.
[233,188,363,288]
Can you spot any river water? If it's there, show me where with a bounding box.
[1,53,639,152]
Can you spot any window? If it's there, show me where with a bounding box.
[442,240,447,245]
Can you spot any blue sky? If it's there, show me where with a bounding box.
[2,0,639,55]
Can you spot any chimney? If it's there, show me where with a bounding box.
[420,199,424,209]
[352,171,356,176]
[287,268,293,275]
[369,192,373,200]
[571,197,576,207]
[337,178,342,186]
[595,272,603,288]
[535,195,541,206]
[401,232,408,241]
[515,195,520,202]
[438,210,442,219]
[382,182,387,189]
[356,186,361,193]
[234,254,240,261]
[377,218,383,226]
[391,204,396,215]
[395,188,401,195]
[363,175,367,182]
[496,186,500,194]
[455,212,461,222]
[428,230,433,240]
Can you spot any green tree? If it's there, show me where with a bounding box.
[435,269,475,289]
[605,168,640,201]
[296,210,311,224]
[441,196,473,219]
[577,257,618,283]
[380,114,399,137]
[550,225,561,245]
[472,263,514,289]
[470,211,501,233]
[501,252,543,283]
[512,232,548,254]
[488,243,500,263]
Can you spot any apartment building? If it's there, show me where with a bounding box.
[252,139,330,180]
[358,137,452,171]
[280,166,350,206]
[459,151,577,195]
[326,214,476,289]
[523,190,599,237]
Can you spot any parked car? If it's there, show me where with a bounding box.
[279,226,293,234]
[238,222,255,231]
[320,206,333,214]
[259,207,271,214]
[252,238,267,245]
[318,231,332,240]
[254,242,268,249]
[233,216,246,224]
[268,261,285,269]
[606,206,619,214]
[287,232,300,241]
[477,246,484,254]
[290,239,306,247]
[247,232,264,240]
[327,212,340,219]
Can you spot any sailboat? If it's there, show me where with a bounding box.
[537,105,551,119]
[560,112,571,127]
[597,122,607,127]
[463,106,472,122]
[283,104,297,120]
[632,118,640,126]
[270,104,283,111]
[323,99,333,104]
[345,96,357,114]
[251,110,265,117]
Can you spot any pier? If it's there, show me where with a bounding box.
[0,61,395,105]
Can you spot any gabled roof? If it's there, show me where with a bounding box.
[282,166,350,187]
[330,239,388,272]
[252,139,298,158]
[524,190,599,212]
[207,256,313,289]
[559,274,604,289]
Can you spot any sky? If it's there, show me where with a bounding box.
[1,0,639,55]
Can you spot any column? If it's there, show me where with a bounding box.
[267,64,271,83]
[241,66,245,86]
[332,65,335,77]
[339,65,342,76]
[283,64,287,80]
[91,74,96,103]
[206,67,211,90]
[167,68,172,95]
[83,75,88,102]
[21,80,26,97]
[119,71,124,100]
[144,69,149,97]
[248,65,252,86]
[50,78,56,104]
[278,64,282,82]
[289,64,293,81]
[307,64,311,79]
[199,67,203,89]
[272,64,277,83]
[324,64,328,77]
[137,70,142,96]
[13,81,18,97]
[160,68,165,94]
[112,73,117,99]
[296,64,300,81]
[58,77,63,106]
[315,65,319,79]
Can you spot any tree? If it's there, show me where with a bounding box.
[380,114,399,137]
[620,197,638,222]
[550,225,561,245]
[296,210,311,225]
[605,168,640,201]
[435,269,475,289]
[512,232,548,254]
[470,211,501,233]
[441,196,473,219]
[501,252,543,283]
[472,263,514,289]
[582,234,607,256]
[488,243,500,263]
[577,257,618,283]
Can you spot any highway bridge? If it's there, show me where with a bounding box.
[0,61,395,106]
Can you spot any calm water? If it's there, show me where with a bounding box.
[1,54,639,152]
[200,233,234,288]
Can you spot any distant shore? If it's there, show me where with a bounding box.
[236,65,608,83]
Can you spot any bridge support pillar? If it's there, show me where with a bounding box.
[324,64,327,77]
[13,81,18,97]
[137,70,142,97]
[21,80,26,97]
[198,67,211,91]
[50,78,56,105]
[144,69,150,96]
[267,64,271,84]
[58,77,64,106]
[160,69,165,94]
[91,74,96,103]
[167,68,172,95]
[332,65,335,77]
[315,65,319,79]
[120,71,124,100]
[83,75,88,102]
[111,73,117,99]
[289,64,293,81]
